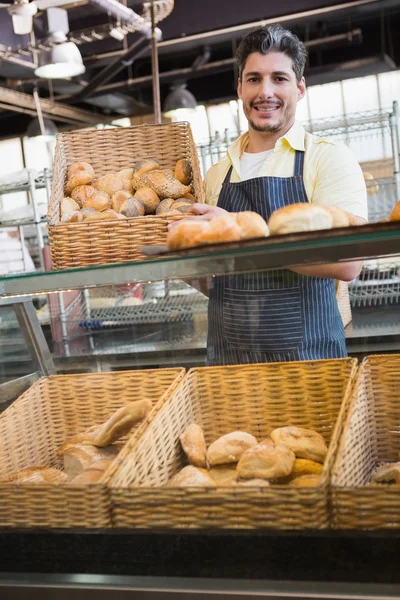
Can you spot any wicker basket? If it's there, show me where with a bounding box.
[0,368,184,529]
[331,354,400,529]
[47,121,204,269]
[109,359,357,530]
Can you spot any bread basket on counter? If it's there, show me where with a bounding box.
[331,354,400,529]
[47,122,204,270]
[109,359,357,530]
[0,368,184,529]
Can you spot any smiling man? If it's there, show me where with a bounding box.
[194,24,368,365]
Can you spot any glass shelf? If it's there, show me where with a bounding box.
[0,222,399,297]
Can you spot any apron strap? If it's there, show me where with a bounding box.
[223,165,234,185]
[294,150,305,177]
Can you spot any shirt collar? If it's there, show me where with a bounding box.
[227,120,305,163]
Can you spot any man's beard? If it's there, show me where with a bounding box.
[243,100,293,134]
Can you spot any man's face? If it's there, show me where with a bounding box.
[238,51,305,135]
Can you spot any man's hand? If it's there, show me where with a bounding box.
[168,203,227,230]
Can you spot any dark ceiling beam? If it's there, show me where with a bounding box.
[0,102,84,125]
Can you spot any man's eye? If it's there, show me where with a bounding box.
[247,77,259,83]
[275,77,287,82]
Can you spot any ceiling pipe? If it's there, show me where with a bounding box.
[88,0,151,36]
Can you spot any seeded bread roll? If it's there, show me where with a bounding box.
[156,198,175,215]
[71,185,108,207]
[136,170,191,199]
[131,159,160,189]
[82,191,111,212]
[133,187,160,214]
[237,443,295,480]
[270,426,328,463]
[180,424,208,468]
[175,159,193,185]
[61,197,80,223]
[117,168,134,193]
[170,199,195,214]
[93,174,125,197]
[268,203,333,235]
[67,161,95,180]
[207,431,258,466]
[168,466,216,488]
[65,171,94,195]
[112,192,145,217]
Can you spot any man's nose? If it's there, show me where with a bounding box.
[258,78,274,98]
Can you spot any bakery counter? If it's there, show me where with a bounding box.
[1,529,400,598]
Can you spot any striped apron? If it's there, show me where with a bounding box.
[207,150,347,366]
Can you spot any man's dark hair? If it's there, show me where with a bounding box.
[237,24,308,83]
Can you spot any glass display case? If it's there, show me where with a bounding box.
[0,226,400,598]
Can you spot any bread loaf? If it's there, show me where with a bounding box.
[65,171,94,195]
[69,459,114,484]
[207,431,258,466]
[175,159,192,185]
[236,478,270,487]
[235,211,269,239]
[67,161,95,180]
[209,465,238,486]
[237,443,295,480]
[156,198,175,215]
[61,197,80,223]
[371,462,400,484]
[168,466,216,488]
[268,204,333,235]
[90,399,152,447]
[390,201,400,222]
[270,427,328,463]
[0,466,68,484]
[180,423,208,468]
[289,474,321,487]
[136,170,191,199]
[167,219,211,250]
[63,443,119,477]
[291,458,324,478]
[93,174,125,197]
[322,206,351,228]
[206,214,242,244]
[133,187,160,214]
[131,159,160,189]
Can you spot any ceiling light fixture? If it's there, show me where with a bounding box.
[34,31,85,79]
[163,83,197,113]
[26,117,58,139]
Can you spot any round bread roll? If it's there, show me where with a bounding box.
[390,201,400,222]
[71,185,104,207]
[175,159,193,185]
[120,197,145,218]
[65,171,94,195]
[170,199,195,214]
[112,190,132,213]
[237,443,295,480]
[363,172,379,195]
[206,213,242,244]
[117,168,134,193]
[268,203,333,235]
[371,462,400,484]
[291,458,324,478]
[207,431,258,466]
[133,187,160,214]
[82,190,111,212]
[167,219,210,250]
[61,197,80,223]
[180,423,208,468]
[156,198,175,215]
[131,159,160,188]
[289,474,321,487]
[69,210,84,223]
[235,211,269,239]
[83,211,113,222]
[322,206,351,228]
[67,161,95,180]
[209,465,238,486]
[270,427,328,463]
[80,208,97,219]
[93,174,125,197]
[136,170,191,200]
[103,209,126,220]
[345,211,360,226]
[168,465,217,488]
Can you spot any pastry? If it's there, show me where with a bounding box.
[67,161,95,180]
[175,159,193,185]
[270,426,328,463]
[180,423,208,468]
[136,170,191,199]
[131,159,160,189]
[209,465,238,486]
[268,203,333,235]
[62,444,119,478]
[92,174,125,197]
[291,458,324,478]
[207,431,258,466]
[133,187,160,214]
[289,474,321,487]
[167,465,216,488]
[61,197,80,223]
[371,462,400,484]
[235,211,269,239]
[65,171,94,195]
[237,443,295,480]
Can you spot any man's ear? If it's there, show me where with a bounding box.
[297,76,306,101]
[237,77,242,100]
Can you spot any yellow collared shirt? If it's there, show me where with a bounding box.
[204,120,368,221]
